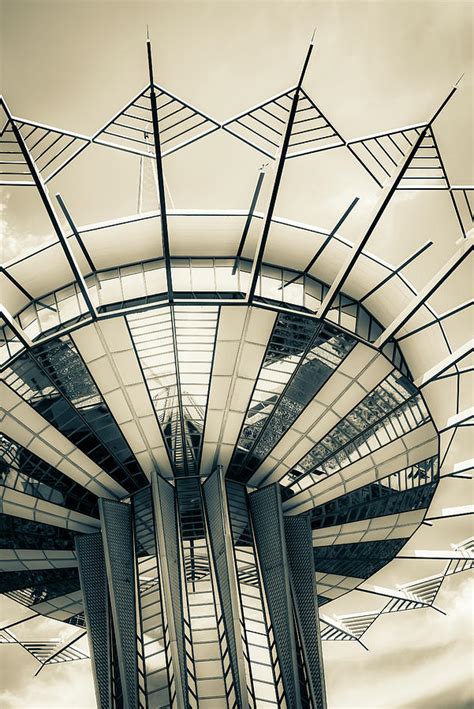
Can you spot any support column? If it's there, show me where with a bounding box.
[75,533,112,709]
[99,499,139,709]
[203,466,251,708]
[285,515,327,709]
[151,474,188,709]
[249,484,302,708]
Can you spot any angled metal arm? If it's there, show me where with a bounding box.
[315,84,459,322]
[54,194,97,318]
[375,238,472,348]
[359,239,433,304]
[55,194,96,273]
[415,341,474,388]
[247,37,315,301]
[0,267,57,312]
[233,167,266,274]
[281,197,359,289]
[147,39,173,302]
[34,630,88,677]
[1,99,96,320]
[1,304,33,349]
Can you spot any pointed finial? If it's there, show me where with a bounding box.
[146,25,150,41]
[310,27,316,45]
[454,73,464,88]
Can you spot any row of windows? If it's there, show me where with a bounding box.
[3,257,409,376]
[283,372,430,492]
[0,567,80,606]
[128,307,219,476]
[310,457,439,529]
[312,538,408,578]
[0,513,78,550]
[0,433,100,516]
[3,336,147,492]
[229,316,356,482]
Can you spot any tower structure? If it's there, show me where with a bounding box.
[0,34,472,709]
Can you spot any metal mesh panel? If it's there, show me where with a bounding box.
[249,484,300,708]
[75,532,112,709]
[175,476,226,706]
[203,469,246,706]
[133,487,172,708]
[226,480,279,707]
[153,475,190,705]
[285,516,326,709]
[100,499,139,709]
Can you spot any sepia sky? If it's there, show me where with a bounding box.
[1,1,473,707]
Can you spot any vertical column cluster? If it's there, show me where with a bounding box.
[133,487,174,708]
[76,476,326,709]
[174,476,227,706]
[248,484,327,709]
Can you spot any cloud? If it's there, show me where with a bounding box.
[323,574,474,708]
[1,190,55,264]
[0,649,95,709]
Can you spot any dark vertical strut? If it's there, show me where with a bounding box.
[249,484,302,707]
[247,37,315,301]
[99,499,140,709]
[147,38,173,302]
[316,84,459,322]
[147,36,190,474]
[281,197,359,289]
[76,533,113,709]
[55,194,96,273]
[233,167,266,275]
[1,99,96,320]
[285,515,327,708]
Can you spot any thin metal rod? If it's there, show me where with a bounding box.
[147,39,173,302]
[375,242,472,348]
[316,129,430,320]
[425,509,473,522]
[54,194,97,318]
[0,613,38,631]
[316,84,459,323]
[397,299,472,341]
[247,38,314,301]
[34,630,87,676]
[0,267,57,312]
[233,168,266,275]
[281,197,359,289]
[359,240,433,303]
[55,194,96,272]
[1,99,96,321]
[396,552,471,561]
[1,305,32,348]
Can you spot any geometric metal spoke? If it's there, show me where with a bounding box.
[13,119,90,184]
[222,86,345,159]
[397,127,450,190]
[347,123,427,188]
[93,84,219,159]
[450,185,474,238]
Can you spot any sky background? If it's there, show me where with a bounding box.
[1,1,473,707]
